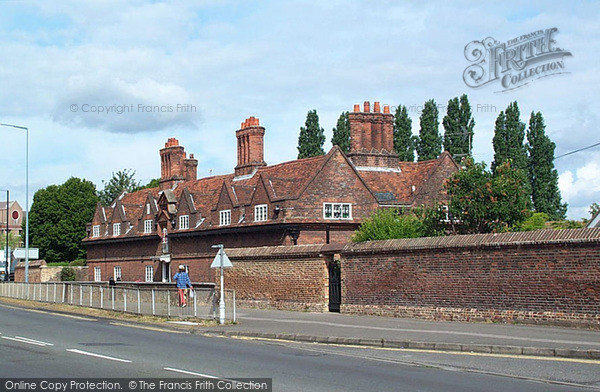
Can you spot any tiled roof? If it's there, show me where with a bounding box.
[357,157,441,205]
[87,148,455,240]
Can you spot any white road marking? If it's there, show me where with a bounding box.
[66,349,132,363]
[2,336,51,346]
[15,336,54,346]
[164,367,218,378]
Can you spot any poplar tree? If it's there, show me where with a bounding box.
[527,111,567,219]
[492,101,527,173]
[393,105,415,161]
[443,94,474,158]
[331,111,350,153]
[416,99,442,161]
[297,110,326,159]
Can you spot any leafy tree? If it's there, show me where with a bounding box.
[27,177,98,263]
[393,105,415,161]
[590,203,600,218]
[98,169,142,205]
[445,158,531,234]
[526,112,567,219]
[445,159,494,233]
[297,110,326,159]
[141,178,160,189]
[492,101,527,173]
[443,94,474,158]
[416,99,442,161]
[331,111,350,153]
[489,161,533,231]
[352,208,426,242]
[0,231,21,250]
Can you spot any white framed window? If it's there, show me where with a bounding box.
[179,215,189,230]
[144,219,153,233]
[219,210,231,226]
[92,225,100,238]
[94,267,101,282]
[254,204,268,222]
[113,223,120,236]
[145,265,153,282]
[323,203,352,220]
[114,266,122,281]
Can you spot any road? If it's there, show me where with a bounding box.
[0,302,598,392]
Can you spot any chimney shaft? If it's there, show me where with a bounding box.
[159,138,198,189]
[235,117,266,177]
[347,100,396,166]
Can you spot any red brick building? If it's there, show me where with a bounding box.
[84,101,459,282]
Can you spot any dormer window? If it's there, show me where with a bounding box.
[254,204,268,222]
[219,210,231,226]
[113,223,121,236]
[179,215,189,230]
[92,225,100,238]
[144,219,153,233]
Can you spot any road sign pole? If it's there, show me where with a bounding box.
[219,248,225,325]
[211,244,232,325]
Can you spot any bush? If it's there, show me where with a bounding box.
[69,259,86,266]
[512,212,548,232]
[61,267,77,281]
[352,208,426,242]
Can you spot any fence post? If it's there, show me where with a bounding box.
[124,289,127,312]
[90,285,93,307]
[167,290,170,317]
[233,290,236,323]
[100,286,104,309]
[53,283,57,303]
[46,284,49,302]
[151,289,155,316]
[70,284,73,304]
[79,285,83,306]
[137,289,141,314]
[112,287,115,310]
[193,289,197,318]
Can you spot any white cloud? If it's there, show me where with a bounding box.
[0,0,599,221]
[559,160,600,219]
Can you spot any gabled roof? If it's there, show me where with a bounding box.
[86,147,457,240]
[587,208,600,228]
[356,153,455,205]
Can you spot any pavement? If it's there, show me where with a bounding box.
[200,307,600,360]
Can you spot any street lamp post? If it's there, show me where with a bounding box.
[0,123,29,282]
[1,190,8,281]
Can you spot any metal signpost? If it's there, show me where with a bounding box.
[211,244,233,324]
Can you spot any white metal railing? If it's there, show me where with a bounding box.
[0,282,236,321]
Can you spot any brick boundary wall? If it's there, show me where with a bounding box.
[340,228,600,327]
[224,244,329,312]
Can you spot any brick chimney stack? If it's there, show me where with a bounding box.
[159,138,198,189]
[235,116,266,177]
[347,101,397,168]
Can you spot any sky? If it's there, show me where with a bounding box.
[0,0,598,220]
